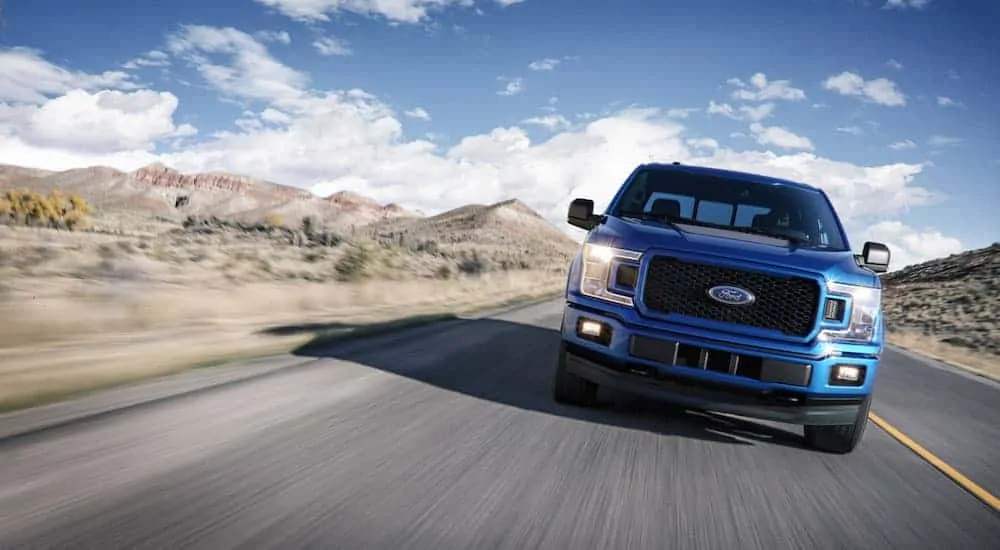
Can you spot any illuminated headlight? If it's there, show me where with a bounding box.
[580,243,642,307]
[819,282,882,343]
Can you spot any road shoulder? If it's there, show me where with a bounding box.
[0,295,559,440]
[872,346,1000,501]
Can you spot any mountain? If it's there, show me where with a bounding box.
[0,162,419,230]
[0,161,581,267]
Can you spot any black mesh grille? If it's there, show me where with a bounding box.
[641,256,821,337]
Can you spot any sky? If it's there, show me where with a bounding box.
[0,0,997,270]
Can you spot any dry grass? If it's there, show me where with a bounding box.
[0,215,574,411]
[0,273,566,412]
[0,282,562,412]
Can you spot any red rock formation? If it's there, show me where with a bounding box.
[324,190,382,210]
[130,163,312,200]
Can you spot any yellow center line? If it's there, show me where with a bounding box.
[868,411,1000,513]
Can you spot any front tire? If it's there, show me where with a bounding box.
[803,393,873,454]
[552,342,598,407]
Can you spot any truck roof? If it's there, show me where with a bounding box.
[639,162,821,193]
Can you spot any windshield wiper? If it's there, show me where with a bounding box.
[616,210,683,229]
[726,225,810,245]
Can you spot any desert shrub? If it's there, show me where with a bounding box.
[264,212,285,228]
[457,250,488,275]
[435,264,452,280]
[300,216,317,235]
[303,250,326,263]
[311,230,343,247]
[0,188,92,230]
[96,243,120,260]
[335,243,372,282]
[413,239,439,255]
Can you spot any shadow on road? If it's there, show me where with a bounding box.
[264,316,808,450]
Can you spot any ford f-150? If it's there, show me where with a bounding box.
[555,162,891,454]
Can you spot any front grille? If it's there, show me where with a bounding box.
[641,256,821,337]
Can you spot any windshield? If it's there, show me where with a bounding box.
[610,168,850,250]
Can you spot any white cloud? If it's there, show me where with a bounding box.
[706,101,775,122]
[889,140,917,150]
[928,135,964,147]
[822,71,907,107]
[748,122,815,151]
[837,125,863,135]
[706,100,737,118]
[886,59,904,70]
[313,35,353,56]
[686,138,719,151]
[946,69,960,80]
[0,47,140,104]
[255,30,292,44]
[859,220,962,271]
[167,25,309,104]
[528,58,560,71]
[521,114,570,131]
[496,76,524,96]
[252,0,510,24]
[404,107,431,121]
[666,107,699,119]
[0,28,949,250]
[528,55,577,72]
[122,50,172,70]
[883,0,933,10]
[0,89,196,154]
[936,96,964,108]
[727,73,806,102]
[739,103,776,122]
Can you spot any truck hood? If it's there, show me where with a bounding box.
[590,216,878,287]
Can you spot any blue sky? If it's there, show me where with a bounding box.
[0,0,996,268]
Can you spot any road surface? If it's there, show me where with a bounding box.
[0,300,998,549]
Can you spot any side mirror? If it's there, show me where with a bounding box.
[861,241,890,274]
[567,198,598,230]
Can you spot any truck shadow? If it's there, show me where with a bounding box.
[266,316,809,450]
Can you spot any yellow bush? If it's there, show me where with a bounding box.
[264,212,285,228]
[0,188,92,230]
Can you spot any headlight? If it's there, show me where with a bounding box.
[820,282,882,343]
[580,243,642,306]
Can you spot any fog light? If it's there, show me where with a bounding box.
[830,364,865,386]
[580,320,603,337]
[835,366,860,382]
[576,318,612,346]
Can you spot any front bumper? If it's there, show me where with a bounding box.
[562,299,878,426]
[565,347,863,425]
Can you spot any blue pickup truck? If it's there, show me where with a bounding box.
[555,162,891,454]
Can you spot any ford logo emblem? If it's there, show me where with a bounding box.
[707,285,755,306]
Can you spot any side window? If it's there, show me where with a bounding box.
[695,201,734,225]
[735,204,770,227]
[644,192,695,218]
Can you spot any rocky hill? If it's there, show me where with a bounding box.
[0,163,419,231]
[0,161,580,285]
[882,243,999,358]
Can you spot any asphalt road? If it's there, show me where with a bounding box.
[0,300,998,549]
